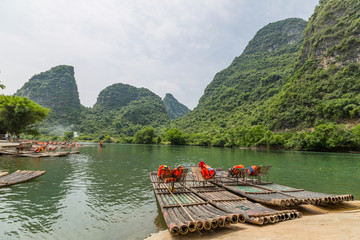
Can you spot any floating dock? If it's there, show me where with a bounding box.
[0,170,46,188]
[215,169,354,207]
[149,172,242,235]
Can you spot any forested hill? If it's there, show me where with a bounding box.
[77,83,170,136]
[175,18,307,133]
[15,65,82,125]
[261,0,360,130]
[173,0,360,151]
[163,93,190,119]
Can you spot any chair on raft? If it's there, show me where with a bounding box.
[227,165,246,184]
[190,163,217,186]
[157,165,188,192]
[246,165,272,183]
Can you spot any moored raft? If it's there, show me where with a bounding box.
[0,149,70,158]
[215,169,354,207]
[188,167,302,225]
[149,172,240,235]
[0,170,46,188]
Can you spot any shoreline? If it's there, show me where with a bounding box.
[145,201,360,240]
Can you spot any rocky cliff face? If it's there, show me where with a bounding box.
[299,0,360,69]
[262,0,360,129]
[163,93,190,119]
[176,18,307,132]
[15,65,82,125]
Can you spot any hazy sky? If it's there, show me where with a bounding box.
[0,0,319,109]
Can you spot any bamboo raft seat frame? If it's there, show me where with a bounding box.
[150,172,239,235]
[157,168,189,192]
[190,166,223,186]
[249,165,272,183]
[0,170,46,188]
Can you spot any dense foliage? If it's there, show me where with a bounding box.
[76,83,170,138]
[0,95,49,134]
[11,0,360,152]
[172,1,360,151]
[260,0,360,130]
[163,93,190,119]
[175,18,307,134]
[15,65,82,125]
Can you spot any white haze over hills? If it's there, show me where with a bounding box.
[0,0,318,109]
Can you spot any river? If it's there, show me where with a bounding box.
[0,144,359,239]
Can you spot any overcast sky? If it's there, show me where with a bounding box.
[0,0,319,109]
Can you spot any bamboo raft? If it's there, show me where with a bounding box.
[215,169,354,207]
[187,167,302,225]
[0,170,46,188]
[149,172,242,235]
[0,172,9,177]
[0,149,70,158]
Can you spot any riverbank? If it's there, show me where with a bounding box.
[145,201,360,240]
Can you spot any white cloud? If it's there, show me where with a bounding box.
[0,0,319,109]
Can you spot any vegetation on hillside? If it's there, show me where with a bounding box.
[15,65,82,125]
[11,0,360,152]
[163,93,190,119]
[175,18,307,134]
[76,83,170,139]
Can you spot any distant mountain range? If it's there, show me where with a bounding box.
[13,0,360,145]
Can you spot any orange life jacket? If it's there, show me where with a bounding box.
[228,164,244,175]
[246,166,259,176]
[171,165,184,179]
[33,148,41,153]
[158,165,170,179]
[199,161,216,180]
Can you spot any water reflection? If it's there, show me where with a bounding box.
[0,156,74,239]
[0,145,359,239]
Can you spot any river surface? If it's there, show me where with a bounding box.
[0,144,359,240]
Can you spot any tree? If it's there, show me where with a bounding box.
[64,131,74,141]
[165,128,186,145]
[0,95,49,134]
[133,126,155,144]
[0,81,4,89]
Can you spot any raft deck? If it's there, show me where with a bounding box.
[214,169,354,207]
[188,167,302,225]
[149,172,241,235]
[0,170,46,188]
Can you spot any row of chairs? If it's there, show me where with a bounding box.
[157,164,272,191]
[227,165,272,183]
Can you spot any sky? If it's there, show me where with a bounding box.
[0,0,319,109]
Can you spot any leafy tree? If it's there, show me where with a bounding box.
[0,81,5,89]
[133,126,155,144]
[0,95,49,134]
[64,131,74,141]
[155,136,162,144]
[165,128,186,145]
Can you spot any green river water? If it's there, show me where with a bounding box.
[0,144,359,240]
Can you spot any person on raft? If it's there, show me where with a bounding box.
[99,140,103,147]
